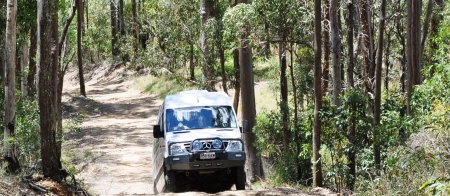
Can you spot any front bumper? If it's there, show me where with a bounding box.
[165,151,246,170]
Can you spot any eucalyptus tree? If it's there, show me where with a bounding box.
[313,0,323,187]
[143,0,200,76]
[110,0,119,56]
[406,0,422,115]
[4,0,20,172]
[37,0,64,181]
[253,0,311,153]
[374,0,387,172]
[77,0,86,97]
[330,0,341,107]
[224,1,261,183]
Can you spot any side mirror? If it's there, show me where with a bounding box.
[153,125,164,138]
[240,120,249,133]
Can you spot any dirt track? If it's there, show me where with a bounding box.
[61,64,337,196]
[63,65,160,195]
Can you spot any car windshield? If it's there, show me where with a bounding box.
[166,106,237,132]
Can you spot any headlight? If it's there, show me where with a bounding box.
[170,143,188,155]
[225,140,243,152]
[212,139,223,149]
[192,140,203,151]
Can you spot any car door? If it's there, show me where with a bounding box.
[153,106,166,193]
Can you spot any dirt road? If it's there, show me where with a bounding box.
[63,65,160,195]
[61,64,337,196]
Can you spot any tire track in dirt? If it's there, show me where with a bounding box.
[63,76,161,195]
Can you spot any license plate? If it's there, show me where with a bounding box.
[200,152,215,159]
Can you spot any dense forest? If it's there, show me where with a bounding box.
[1,0,450,195]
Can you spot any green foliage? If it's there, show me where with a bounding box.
[12,97,41,168]
[63,112,85,133]
[222,3,256,49]
[320,88,373,190]
[133,74,199,99]
[254,108,312,185]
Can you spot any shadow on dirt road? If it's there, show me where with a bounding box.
[63,76,160,195]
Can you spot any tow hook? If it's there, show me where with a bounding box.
[186,171,190,177]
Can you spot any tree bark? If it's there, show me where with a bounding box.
[200,0,215,91]
[330,0,341,106]
[21,44,29,96]
[189,43,195,80]
[220,48,228,94]
[313,0,323,187]
[77,0,86,97]
[132,0,138,51]
[346,1,355,88]
[279,40,290,151]
[27,27,38,98]
[428,0,444,77]
[406,0,422,116]
[119,0,125,35]
[374,0,386,171]
[359,0,375,99]
[0,46,4,85]
[37,0,63,182]
[110,0,119,56]
[322,0,330,95]
[233,49,240,113]
[4,0,20,172]
[345,0,356,189]
[237,0,261,184]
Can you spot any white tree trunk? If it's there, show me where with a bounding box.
[4,0,18,168]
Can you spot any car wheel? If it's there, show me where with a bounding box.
[235,166,246,190]
[165,170,177,192]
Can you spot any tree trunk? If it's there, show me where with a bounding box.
[406,0,422,116]
[279,41,290,151]
[110,0,119,56]
[27,27,38,98]
[289,46,301,181]
[78,0,86,97]
[322,0,330,95]
[330,0,341,106]
[189,43,195,80]
[0,47,4,85]
[119,0,125,35]
[21,44,29,96]
[220,48,228,94]
[85,0,89,30]
[37,0,62,182]
[132,0,138,51]
[4,0,20,172]
[421,0,433,57]
[359,0,374,100]
[346,1,355,88]
[237,0,260,184]
[313,0,323,187]
[233,49,240,113]
[428,0,444,78]
[200,0,215,91]
[374,0,386,172]
[345,0,356,189]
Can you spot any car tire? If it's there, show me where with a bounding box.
[165,170,177,192]
[235,166,246,190]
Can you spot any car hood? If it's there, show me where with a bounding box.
[165,128,242,143]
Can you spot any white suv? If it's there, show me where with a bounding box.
[152,90,247,194]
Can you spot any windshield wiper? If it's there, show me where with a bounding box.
[173,130,191,134]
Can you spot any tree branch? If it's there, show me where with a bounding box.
[58,0,76,56]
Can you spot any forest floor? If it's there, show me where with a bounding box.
[59,62,338,196]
